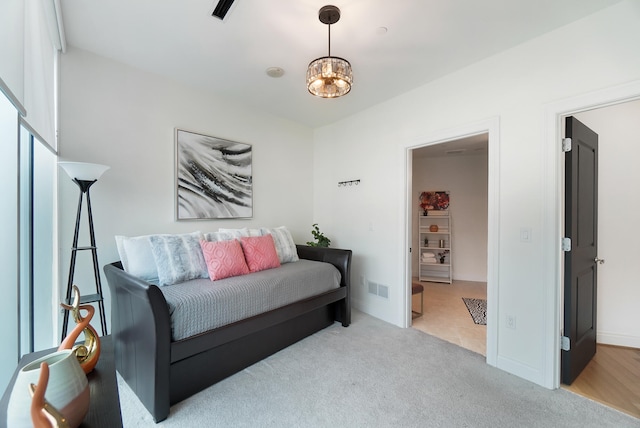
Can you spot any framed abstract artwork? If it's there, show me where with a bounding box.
[175,129,252,220]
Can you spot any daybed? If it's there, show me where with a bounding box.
[104,243,351,422]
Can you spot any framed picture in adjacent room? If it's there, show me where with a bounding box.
[418,190,450,213]
[175,128,252,220]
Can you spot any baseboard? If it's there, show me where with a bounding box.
[597,332,640,349]
[452,275,487,283]
[496,355,547,388]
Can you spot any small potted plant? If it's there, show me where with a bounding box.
[438,250,449,264]
[419,191,431,216]
[306,223,331,247]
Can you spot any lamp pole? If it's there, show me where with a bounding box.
[59,162,109,342]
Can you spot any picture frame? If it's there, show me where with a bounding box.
[175,128,252,220]
[419,190,450,213]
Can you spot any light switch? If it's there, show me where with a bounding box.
[520,227,532,243]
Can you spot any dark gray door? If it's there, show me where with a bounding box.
[562,116,599,385]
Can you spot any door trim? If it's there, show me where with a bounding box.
[544,80,640,389]
[401,117,500,367]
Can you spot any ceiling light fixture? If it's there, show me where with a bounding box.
[306,5,353,98]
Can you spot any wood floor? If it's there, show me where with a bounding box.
[562,344,640,419]
[411,279,486,356]
[411,277,640,420]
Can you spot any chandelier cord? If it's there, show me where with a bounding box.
[328,24,331,57]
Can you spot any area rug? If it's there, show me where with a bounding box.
[462,297,487,325]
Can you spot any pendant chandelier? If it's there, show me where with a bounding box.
[306,5,353,98]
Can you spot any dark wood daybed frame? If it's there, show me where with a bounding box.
[104,245,351,422]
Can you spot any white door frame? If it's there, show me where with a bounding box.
[543,80,640,388]
[401,117,500,367]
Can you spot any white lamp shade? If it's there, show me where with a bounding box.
[59,162,110,181]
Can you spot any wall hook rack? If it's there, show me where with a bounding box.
[338,179,360,187]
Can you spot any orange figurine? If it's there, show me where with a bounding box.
[59,285,101,374]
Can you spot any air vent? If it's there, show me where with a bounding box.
[367,280,389,299]
[445,149,465,155]
[212,0,236,20]
[378,284,389,299]
[368,281,378,295]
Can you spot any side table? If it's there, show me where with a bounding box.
[0,335,122,427]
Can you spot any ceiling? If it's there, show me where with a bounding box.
[59,0,622,129]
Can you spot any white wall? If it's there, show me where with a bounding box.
[412,153,488,282]
[575,100,640,348]
[313,0,640,387]
[58,47,315,333]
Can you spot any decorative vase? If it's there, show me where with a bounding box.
[30,362,69,428]
[422,210,428,216]
[7,350,90,428]
[429,225,438,232]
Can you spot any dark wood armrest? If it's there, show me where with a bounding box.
[103,262,172,422]
[296,245,351,326]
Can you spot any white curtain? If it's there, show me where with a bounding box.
[0,0,26,114]
[24,0,58,150]
[0,0,63,149]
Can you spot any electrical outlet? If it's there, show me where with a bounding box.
[506,315,516,329]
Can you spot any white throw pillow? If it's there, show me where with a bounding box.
[149,232,208,286]
[203,231,235,242]
[218,228,262,238]
[260,226,299,263]
[115,234,160,284]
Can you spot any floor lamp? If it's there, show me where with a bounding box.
[59,162,110,342]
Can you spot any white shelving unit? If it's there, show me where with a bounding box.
[418,212,452,283]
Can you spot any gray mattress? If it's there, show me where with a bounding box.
[159,259,341,341]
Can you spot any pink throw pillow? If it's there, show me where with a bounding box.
[240,235,281,273]
[200,239,249,280]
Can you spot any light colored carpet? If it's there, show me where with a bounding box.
[117,310,637,427]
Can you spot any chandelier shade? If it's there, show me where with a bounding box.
[306,56,353,98]
[306,5,352,98]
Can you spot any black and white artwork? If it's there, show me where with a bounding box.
[176,129,252,219]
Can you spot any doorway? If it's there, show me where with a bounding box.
[402,117,500,367]
[410,135,488,356]
[559,99,640,418]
